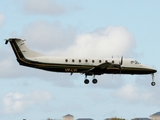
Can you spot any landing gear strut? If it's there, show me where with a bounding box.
[151,73,156,86]
[84,74,98,84]
[92,75,98,84]
[84,75,89,84]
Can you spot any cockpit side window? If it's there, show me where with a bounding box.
[135,60,139,64]
[131,60,140,64]
[131,61,134,64]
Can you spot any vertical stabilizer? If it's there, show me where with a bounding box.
[5,38,43,59]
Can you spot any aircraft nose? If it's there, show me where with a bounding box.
[152,69,157,73]
[143,65,157,74]
[149,67,157,73]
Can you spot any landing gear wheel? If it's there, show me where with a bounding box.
[151,82,156,86]
[84,79,89,84]
[151,73,156,86]
[92,79,98,84]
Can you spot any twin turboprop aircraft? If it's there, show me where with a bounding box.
[5,38,157,86]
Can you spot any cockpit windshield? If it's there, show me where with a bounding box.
[131,60,140,64]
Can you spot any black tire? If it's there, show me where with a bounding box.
[92,79,98,84]
[84,79,89,84]
[151,82,156,86]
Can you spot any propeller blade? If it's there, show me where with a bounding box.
[119,56,123,74]
[120,56,123,65]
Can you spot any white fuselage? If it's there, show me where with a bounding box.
[6,38,157,85]
[28,56,156,74]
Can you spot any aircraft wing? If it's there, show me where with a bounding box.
[98,62,111,69]
[82,61,113,75]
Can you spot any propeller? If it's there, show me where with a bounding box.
[119,56,123,65]
[119,56,123,74]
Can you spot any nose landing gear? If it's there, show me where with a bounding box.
[151,73,156,86]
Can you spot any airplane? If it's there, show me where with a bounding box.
[5,38,157,86]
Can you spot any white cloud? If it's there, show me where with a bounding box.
[21,21,76,52]
[2,90,52,114]
[0,59,18,78]
[0,48,29,79]
[21,24,136,58]
[113,83,152,103]
[110,69,160,105]
[0,14,5,27]
[23,0,66,15]
[62,26,136,58]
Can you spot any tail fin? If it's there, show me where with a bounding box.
[5,38,43,59]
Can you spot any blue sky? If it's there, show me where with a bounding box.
[0,0,160,120]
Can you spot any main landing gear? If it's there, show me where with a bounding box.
[151,73,156,86]
[84,73,156,86]
[84,75,98,84]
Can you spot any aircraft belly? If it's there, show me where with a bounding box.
[39,67,89,73]
[118,67,154,74]
[103,67,153,74]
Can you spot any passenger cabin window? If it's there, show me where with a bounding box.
[79,59,81,63]
[99,60,102,63]
[85,59,88,63]
[92,60,95,63]
[72,59,75,62]
[112,60,114,63]
[65,59,68,62]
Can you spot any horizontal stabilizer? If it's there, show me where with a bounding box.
[5,40,8,44]
[5,39,12,44]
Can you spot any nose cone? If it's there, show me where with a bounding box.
[151,68,157,73]
[148,67,157,73]
[142,65,157,74]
